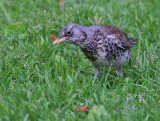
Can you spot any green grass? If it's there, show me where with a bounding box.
[0,0,160,120]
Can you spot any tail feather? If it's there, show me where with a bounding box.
[129,38,139,42]
[127,38,138,48]
[121,38,138,48]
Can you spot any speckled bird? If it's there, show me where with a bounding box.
[53,24,138,77]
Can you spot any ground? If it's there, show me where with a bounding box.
[0,0,160,120]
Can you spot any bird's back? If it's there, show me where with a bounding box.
[81,25,138,67]
[89,25,138,48]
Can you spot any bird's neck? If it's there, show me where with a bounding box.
[77,27,97,50]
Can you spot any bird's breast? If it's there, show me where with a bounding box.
[92,49,131,67]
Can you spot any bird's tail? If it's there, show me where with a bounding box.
[129,38,139,42]
[126,38,138,48]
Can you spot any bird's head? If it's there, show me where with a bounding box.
[53,24,87,46]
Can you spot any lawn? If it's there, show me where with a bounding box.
[0,0,160,120]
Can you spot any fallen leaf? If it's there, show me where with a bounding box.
[76,109,79,112]
[80,105,88,112]
[112,70,116,74]
[98,17,102,24]
[138,94,144,102]
[58,0,64,8]
[50,34,57,41]
[151,57,154,62]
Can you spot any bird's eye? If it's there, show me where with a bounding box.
[66,30,72,35]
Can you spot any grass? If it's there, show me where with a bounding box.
[0,0,160,120]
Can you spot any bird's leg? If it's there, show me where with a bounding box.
[116,65,123,77]
[95,66,101,78]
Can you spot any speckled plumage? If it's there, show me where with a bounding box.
[53,24,138,77]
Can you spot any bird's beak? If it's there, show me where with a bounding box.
[53,37,68,45]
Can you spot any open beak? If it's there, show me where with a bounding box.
[53,37,68,45]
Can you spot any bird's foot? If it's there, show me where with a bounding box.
[96,72,101,78]
[116,65,123,77]
[116,71,123,77]
[95,67,101,78]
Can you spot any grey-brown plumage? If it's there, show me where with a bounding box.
[53,24,138,77]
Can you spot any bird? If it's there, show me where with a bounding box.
[53,23,138,77]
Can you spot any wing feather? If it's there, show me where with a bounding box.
[99,25,138,48]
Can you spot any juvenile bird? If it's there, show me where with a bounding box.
[53,24,138,77]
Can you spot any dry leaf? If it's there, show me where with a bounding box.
[98,17,102,24]
[58,0,64,8]
[50,34,57,41]
[138,94,144,102]
[76,109,80,112]
[80,105,88,112]
[151,57,154,62]
[112,70,116,74]
[76,105,88,112]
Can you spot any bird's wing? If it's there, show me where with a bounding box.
[99,25,138,48]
